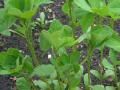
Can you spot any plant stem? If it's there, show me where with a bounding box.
[25,21,39,66]
[110,18,114,29]
[68,0,74,28]
[86,46,93,90]
[55,67,64,90]
[51,49,64,90]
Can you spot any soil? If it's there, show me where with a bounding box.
[0,0,120,90]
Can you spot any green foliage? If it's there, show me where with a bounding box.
[6,0,52,19]
[33,80,48,90]
[102,58,114,70]
[108,0,120,19]
[109,49,120,65]
[0,0,52,35]
[0,9,16,36]
[16,77,31,90]
[79,13,94,32]
[89,25,113,47]
[1,0,120,90]
[104,36,120,52]
[39,20,75,52]
[91,85,104,90]
[0,48,34,75]
[84,73,91,88]
[90,70,100,79]
[31,64,57,78]
[91,85,116,90]
[0,48,23,74]
[106,86,116,90]
[103,70,115,80]
[74,0,92,12]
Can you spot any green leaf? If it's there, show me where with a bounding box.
[57,54,69,65]
[6,0,39,19]
[33,80,48,89]
[8,6,38,19]
[39,20,75,51]
[103,70,115,80]
[117,82,120,88]
[16,77,31,90]
[0,48,24,75]
[31,64,57,78]
[62,25,73,37]
[90,70,100,79]
[0,70,11,75]
[0,9,16,36]
[52,80,61,90]
[90,26,113,47]
[71,87,80,90]
[48,20,63,33]
[7,0,34,11]
[108,0,120,19]
[39,30,51,52]
[74,0,92,12]
[108,0,120,15]
[70,51,80,64]
[87,0,109,16]
[62,2,70,15]
[40,12,46,25]
[84,73,91,87]
[102,58,114,70]
[0,48,23,69]
[57,64,74,80]
[91,85,104,90]
[105,86,116,90]
[79,13,94,32]
[75,27,91,44]
[109,49,120,65]
[88,0,104,8]
[34,0,53,7]
[69,76,81,88]
[0,30,11,36]
[69,65,83,88]
[104,37,120,52]
[23,56,34,73]
[73,5,89,17]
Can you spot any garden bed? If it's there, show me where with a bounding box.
[0,0,120,90]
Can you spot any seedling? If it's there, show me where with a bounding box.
[0,0,120,90]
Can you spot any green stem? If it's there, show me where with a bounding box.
[86,46,93,90]
[25,21,39,66]
[51,49,64,90]
[68,0,74,28]
[54,64,64,90]
[110,18,114,29]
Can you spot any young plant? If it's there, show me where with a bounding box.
[0,0,120,90]
[62,0,120,89]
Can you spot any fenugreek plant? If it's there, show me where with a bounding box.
[0,0,120,90]
[62,0,120,90]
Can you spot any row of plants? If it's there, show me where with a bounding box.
[0,0,120,90]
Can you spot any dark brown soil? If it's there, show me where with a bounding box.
[0,0,120,90]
